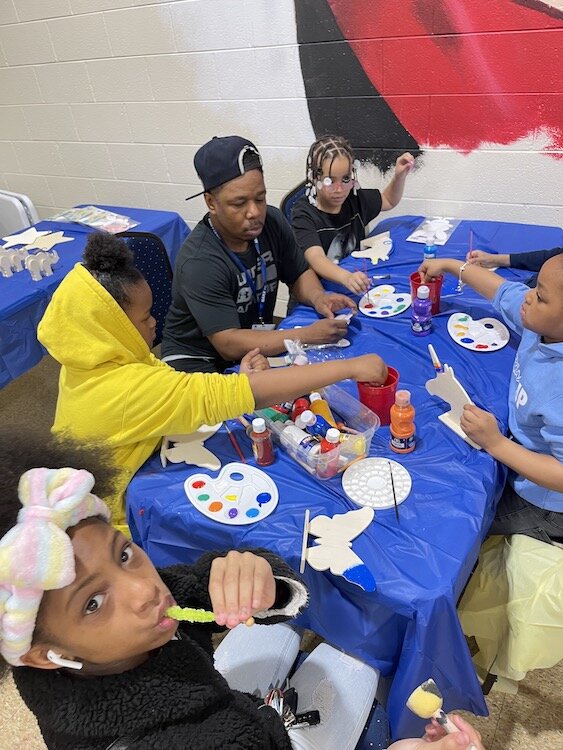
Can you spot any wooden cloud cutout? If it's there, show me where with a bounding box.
[351,231,393,265]
[160,424,222,470]
[300,506,376,591]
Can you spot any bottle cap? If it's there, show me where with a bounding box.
[417,285,430,299]
[395,389,411,407]
[252,417,267,433]
[325,428,341,443]
[309,391,321,402]
[300,410,316,426]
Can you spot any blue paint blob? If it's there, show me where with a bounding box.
[256,492,272,506]
[228,508,238,519]
[380,310,390,316]
[396,297,404,302]
[246,507,260,518]
[461,337,474,344]
[229,472,244,481]
[343,564,377,592]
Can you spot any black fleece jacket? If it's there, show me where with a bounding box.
[14,549,308,750]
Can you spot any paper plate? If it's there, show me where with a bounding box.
[359,285,412,318]
[342,458,412,510]
[185,462,278,525]
[447,313,510,352]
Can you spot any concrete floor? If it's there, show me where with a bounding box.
[1,356,562,749]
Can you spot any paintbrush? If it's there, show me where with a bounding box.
[406,678,476,750]
[223,421,247,463]
[427,343,444,374]
[372,274,391,280]
[469,228,474,259]
[388,460,399,522]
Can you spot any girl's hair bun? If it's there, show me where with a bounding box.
[83,233,135,275]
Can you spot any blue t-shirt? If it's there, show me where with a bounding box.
[493,282,563,511]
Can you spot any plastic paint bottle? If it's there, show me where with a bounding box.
[291,397,310,422]
[309,392,337,427]
[295,410,332,437]
[317,428,341,479]
[280,423,321,457]
[250,418,275,466]
[411,285,432,337]
[423,237,437,260]
[389,390,416,454]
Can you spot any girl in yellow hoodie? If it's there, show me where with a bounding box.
[38,233,387,527]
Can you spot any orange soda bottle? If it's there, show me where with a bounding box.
[389,390,415,454]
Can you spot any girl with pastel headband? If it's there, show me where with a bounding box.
[291,135,414,295]
[0,432,487,750]
[36,232,387,528]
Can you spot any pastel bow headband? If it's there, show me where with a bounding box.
[0,467,110,666]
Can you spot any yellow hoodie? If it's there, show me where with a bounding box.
[38,263,255,525]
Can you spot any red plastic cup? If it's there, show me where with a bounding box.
[410,271,443,315]
[357,366,399,426]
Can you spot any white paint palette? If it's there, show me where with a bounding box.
[359,285,412,318]
[184,462,278,525]
[342,458,412,509]
[447,313,510,352]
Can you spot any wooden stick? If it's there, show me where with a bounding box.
[224,421,246,463]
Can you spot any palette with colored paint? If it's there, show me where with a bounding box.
[447,313,510,352]
[359,285,412,318]
[184,462,278,525]
[342,458,412,510]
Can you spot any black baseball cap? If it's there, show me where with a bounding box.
[185,135,263,200]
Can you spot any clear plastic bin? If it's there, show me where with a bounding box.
[254,383,380,480]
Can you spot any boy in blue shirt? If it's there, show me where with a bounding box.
[420,254,563,543]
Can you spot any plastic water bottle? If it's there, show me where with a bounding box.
[423,238,437,260]
[411,285,432,336]
[389,390,416,454]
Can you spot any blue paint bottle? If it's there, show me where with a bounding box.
[411,285,432,336]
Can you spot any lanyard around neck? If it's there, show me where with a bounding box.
[208,218,268,324]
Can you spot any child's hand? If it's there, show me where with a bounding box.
[313,290,358,317]
[388,714,485,749]
[466,250,500,268]
[395,152,415,177]
[418,259,447,283]
[208,551,276,629]
[350,354,388,385]
[460,404,502,452]
[344,270,371,294]
[240,347,269,374]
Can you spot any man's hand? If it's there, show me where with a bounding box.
[350,354,388,385]
[312,290,357,318]
[395,152,415,177]
[304,318,349,344]
[460,404,503,452]
[208,551,276,629]
[240,347,270,374]
[343,270,371,294]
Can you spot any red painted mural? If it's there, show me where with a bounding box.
[297,0,562,160]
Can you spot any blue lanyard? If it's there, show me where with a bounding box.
[208,218,268,324]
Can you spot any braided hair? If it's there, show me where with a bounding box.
[305,134,359,206]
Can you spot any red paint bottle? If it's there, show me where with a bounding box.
[250,417,275,466]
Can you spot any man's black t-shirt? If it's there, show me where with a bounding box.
[162,206,308,372]
[291,189,383,262]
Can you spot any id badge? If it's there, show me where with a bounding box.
[252,322,276,331]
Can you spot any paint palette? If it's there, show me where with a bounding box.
[185,462,278,525]
[359,285,412,318]
[447,313,510,352]
[342,458,412,510]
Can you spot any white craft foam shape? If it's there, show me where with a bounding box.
[24,254,43,281]
[0,255,13,278]
[160,424,222,469]
[351,231,393,265]
[1,227,49,249]
[25,231,73,252]
[300,506,377,591]
[425,364,481,449]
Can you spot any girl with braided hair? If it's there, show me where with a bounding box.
[291,135,414,294]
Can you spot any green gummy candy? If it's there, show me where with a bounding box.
[166,605,216,623]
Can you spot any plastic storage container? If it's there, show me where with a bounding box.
[254,383,380,480]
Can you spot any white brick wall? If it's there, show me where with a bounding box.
[0,0,560,247]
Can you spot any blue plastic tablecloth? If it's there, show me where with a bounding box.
[0,204,190,388]
[126,215,562,739]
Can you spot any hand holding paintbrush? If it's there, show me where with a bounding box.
[406,679,477,750]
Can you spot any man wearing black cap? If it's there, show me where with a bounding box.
[161,135,355,373]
